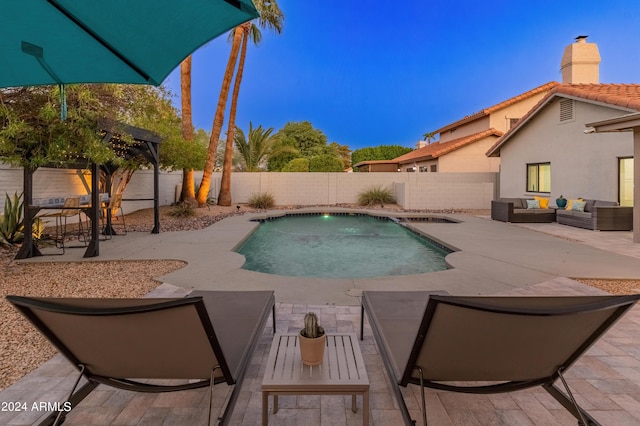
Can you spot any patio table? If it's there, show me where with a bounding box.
[262,333,369,425]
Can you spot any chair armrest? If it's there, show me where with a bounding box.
[491,201,513,222]
[593,206,633,230]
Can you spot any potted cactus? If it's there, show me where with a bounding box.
[299,312,326,366]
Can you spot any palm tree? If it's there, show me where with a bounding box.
[179,55,196,204]
[217,0,284,206]
[234,122,297,172]
[195,25,245,207]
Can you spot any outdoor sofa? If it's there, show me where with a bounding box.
[360,290,640,426]
[556,199,633,231]
[491,197,556,223]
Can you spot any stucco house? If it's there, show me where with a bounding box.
[487,38,639,212]
[392,81,557,173]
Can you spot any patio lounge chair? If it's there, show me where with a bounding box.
[360,291,640,426]
[7,290,275,426]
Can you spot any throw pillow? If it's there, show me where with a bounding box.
[526,199,540,209]
[571,201,587,212]
[534,196,549,209]
[565,198,584,210]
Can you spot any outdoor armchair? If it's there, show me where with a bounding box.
[7,290,275,426]
[361,291,640,426]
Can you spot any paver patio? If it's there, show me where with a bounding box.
[2,211,640,425]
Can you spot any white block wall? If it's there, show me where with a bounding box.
[2,164,497,212]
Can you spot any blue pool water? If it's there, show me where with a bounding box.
[236,214,450,278]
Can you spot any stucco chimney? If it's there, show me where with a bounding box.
[560,36,601,84]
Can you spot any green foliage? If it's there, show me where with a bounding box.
[357,186,396,206]
[328,141,352,169]
[0,84,198,171]
[351,145,412,171]
[0,86,115,168]
[0,192,24,246]
[281,158,310,172]
[268,121,330,171]
[169,201,196,217]
[309,154,344,172]
[234,122,298,171]
[247,192,275,209]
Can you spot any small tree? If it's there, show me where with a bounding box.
[281,158,309,172]
[309,155,344,172]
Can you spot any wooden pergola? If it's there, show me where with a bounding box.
[16,119,162,259]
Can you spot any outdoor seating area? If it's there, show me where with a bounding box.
[491,197,634,231]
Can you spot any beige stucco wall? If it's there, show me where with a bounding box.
[438,138,501,172]
[498,97,634,202]
[439,116,490,143]
[488,91,551,131]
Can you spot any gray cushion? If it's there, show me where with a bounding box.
[584,200,596,212]
[500,198,525,209]
[594,200,618,208]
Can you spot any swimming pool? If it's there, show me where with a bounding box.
[236,214,451,278]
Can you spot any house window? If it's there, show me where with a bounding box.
[559,99,574,122]
[619,157,634,207]
[430,165,437,172]
[406,167,415,172]
[419,166,428,172]
[509,118,520,129]
[527,163,550,193]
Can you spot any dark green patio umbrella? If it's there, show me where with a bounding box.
[0,0,258,89]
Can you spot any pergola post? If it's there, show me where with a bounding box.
[634,129,640,242]
[586,113,640,243]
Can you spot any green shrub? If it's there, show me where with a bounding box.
[357,186,395,206]
[281,158,309,172]
[169,201,196,217]
[0,192,25,246]
[248,192,275,209]
[309,154,344,172]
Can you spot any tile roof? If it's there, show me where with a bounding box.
[352,159,399,167]
[486,83,640,156]
[394,128,504,163]
[433,82,558,134]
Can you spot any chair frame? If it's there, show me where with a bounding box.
[361,292,640,426]
[8,293,276,426]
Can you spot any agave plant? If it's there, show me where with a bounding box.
[0,192,25,246]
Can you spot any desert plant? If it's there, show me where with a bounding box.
[169,201,196,217]
[0,192,25,246]
[357,186,395,206]
[248,192,275,209]
[301,312,324,338]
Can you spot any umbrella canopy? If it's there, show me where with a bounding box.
[0,0,258,88]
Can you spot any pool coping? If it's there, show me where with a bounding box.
[20,207,640,305]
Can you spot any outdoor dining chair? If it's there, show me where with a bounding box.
[361,291,640,426]
[39,197,86,253]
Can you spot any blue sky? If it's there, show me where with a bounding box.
[163,0,640,151]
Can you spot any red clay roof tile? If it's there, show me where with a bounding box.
[394,128,504,163]
[486,83,640,156]
[433,82,558,134]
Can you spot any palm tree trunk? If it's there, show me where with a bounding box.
[196,27,244,207]
[218,24,250,206]
[180,55,196,204]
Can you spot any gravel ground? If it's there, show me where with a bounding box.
[1,203,638,391]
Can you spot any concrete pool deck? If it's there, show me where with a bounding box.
[5,209,640,425]
[26,207,640,305]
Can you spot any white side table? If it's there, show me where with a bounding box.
[262,333,370,425]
